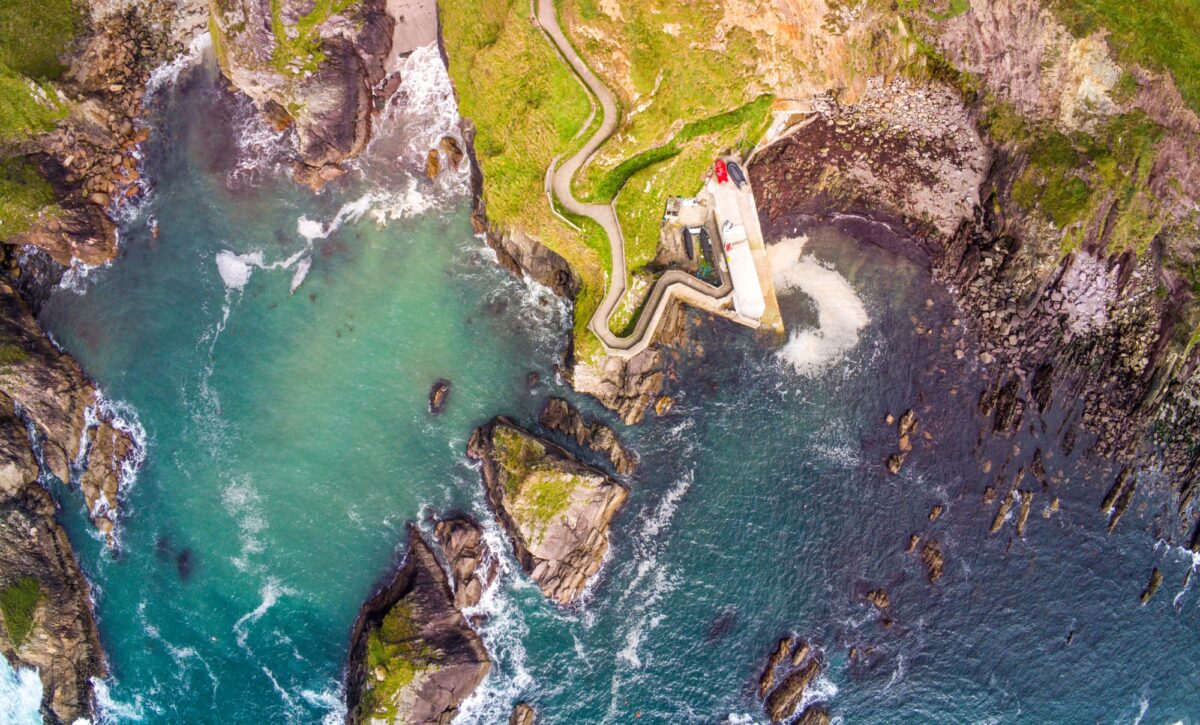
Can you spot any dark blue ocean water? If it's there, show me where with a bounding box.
[4,47,1199,724]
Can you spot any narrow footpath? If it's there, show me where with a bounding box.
[534,0,739,359]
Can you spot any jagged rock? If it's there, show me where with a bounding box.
[795,705,832,725]
[764,658,821,723]
[539,397,636,475]
[790,639,810,666]
[928,505,943,522]
[425,149,441,179]
[897,409,916,437]
[886,452,906,474]
[866,589,890,610]
[428,380,450,415]
[439,136,464,171]
[921,539,945,583]
[433,515,496,610]
[508,702,536,725]
[758,636,791,697]
[210,0,399,189]
[0,399,105,724]
[467,418,627,606]
[1139,568,1163,605]
[0,278,137,540]
[345,527,491,724]
[1016,490,1033,537]
[990,490,1016,534]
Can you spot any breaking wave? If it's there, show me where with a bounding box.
[0,660,42,725]
[769,236,869,376]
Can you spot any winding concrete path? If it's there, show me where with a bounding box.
[534,0,737,359]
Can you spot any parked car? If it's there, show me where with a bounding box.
[714,159,729,184]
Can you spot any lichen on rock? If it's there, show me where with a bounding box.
[345,526,490,725]
[468,417,627,606]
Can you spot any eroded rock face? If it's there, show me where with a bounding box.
[345,527,491,725]
[0,397,105,724]
[209,0,395,188]
[433,515,496,610]
[508,702,536,725]
[756,634,828,724]
[467,418,627,606]
[566,301,690,426]
[539,397,635,475]
[0,278,138,539]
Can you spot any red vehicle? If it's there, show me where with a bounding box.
[714,159,729,184]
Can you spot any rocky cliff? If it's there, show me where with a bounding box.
[467,417,627,606]
[432,515,496,610]
[0,396,105,724]
[345,526,491,725]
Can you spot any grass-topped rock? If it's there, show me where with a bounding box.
[468,417,628,606]
[345,526,490,725]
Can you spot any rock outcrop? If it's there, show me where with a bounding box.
[467,418,627,606]
[0,396,105,724]
[345,526,491,725]
[433,515,496,610]
[209,0,397,188]
[0,278,138,540]
[539,397,635,475]
[756,635,829,723]
[508,702,537,725]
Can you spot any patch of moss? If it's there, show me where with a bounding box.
[491,425,581,529]
[492,425,547,491]
[1,577,41,650]
[0,157,58,240]
[0,0,82,80]
[358,599,434,722]
[268,0,361,77]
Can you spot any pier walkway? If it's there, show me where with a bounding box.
[533,0,780,359]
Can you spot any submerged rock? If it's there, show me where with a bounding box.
[921,539,945,584]
[428,380,451,416]
[0,398,105,723]
[508,702,537,725]
[866,588,890,610]
[539,397,636,475]
[345,527,490,724]
[467,418,628,606]
[1139,568,1163,605]
[433,515,496,610]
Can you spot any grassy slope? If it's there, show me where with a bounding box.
[0,0,77,239]
[559,0,773,274]
[1051,0,1200,115]
[440,0,608,359]
[0,576,40,650]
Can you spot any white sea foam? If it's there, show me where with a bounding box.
[215,250,263,291]
[233,578,295,647]
[301,685,347,725]
[221,477,268,572]
[0,659,43,724]
[145,32,211,98]
[289,255,312,294]
[57,258,109,296]
[799,672,839,712]
[769,236,870,376]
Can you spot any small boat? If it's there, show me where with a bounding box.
[714,159,729,184]
[727,161,747,188]
[698,226,715,264]
[682,227,697,260]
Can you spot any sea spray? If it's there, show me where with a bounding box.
[768,236,869,376]
[0,660,42,725]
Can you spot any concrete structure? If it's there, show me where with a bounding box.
[533,0,781,358]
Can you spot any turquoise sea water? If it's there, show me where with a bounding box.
[12,48,1200,723]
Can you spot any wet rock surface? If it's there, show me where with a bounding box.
[508,702,537,725]
[428,379,450,415]
[539,397,636,475]
[345,527,491,724]
[0,397,105,724]
[756,634,829,723]
[432,515,496,610]
[467,417,627,606]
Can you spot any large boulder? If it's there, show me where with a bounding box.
[433,515,496,610]
[345,527,491,724]
[209,0,395,188]
[467,418,627,606]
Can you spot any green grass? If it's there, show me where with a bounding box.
[1,577,40,650]
[983,103,1167,254]
[268,0,360,77]
[0,0,81,80]
[0,65,68,142]
[441,0,605,358]
[1050,0,1200,114]
[0,157,58,239]
[492,424,581,528]
[358,600,432,722]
